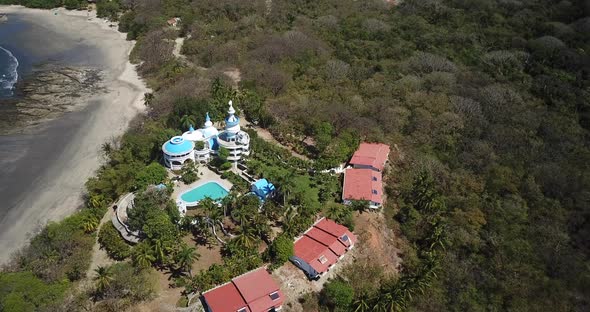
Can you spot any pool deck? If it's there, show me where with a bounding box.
[172,166,233,203]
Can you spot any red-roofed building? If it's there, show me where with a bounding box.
[202,268,284,312]
[292,218,356,280]
[202,283,247,312]
[314,218,357,247]
[342,168,383,209]
[349,143,390,172]
[305,228,347,256]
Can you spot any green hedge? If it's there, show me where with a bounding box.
[98,223,131,261]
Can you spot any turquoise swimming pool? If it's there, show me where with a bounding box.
[180,181,229,206]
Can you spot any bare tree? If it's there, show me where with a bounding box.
[324,59,351,81]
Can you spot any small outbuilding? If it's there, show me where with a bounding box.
[251,178,276,201]
[349,142,390,172]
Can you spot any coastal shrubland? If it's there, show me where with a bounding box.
[0,271,69,311]
[91,263,157,308]
[0,203,106,310]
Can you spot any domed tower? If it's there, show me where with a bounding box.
[200,112,219,139]
[224,100,241,138]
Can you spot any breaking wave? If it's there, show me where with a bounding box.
[0,46,19,95]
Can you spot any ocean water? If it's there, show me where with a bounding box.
[0,45,18,97]
[0,14,30,99]
[0,13,104,99]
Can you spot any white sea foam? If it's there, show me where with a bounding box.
[0,46,19,92]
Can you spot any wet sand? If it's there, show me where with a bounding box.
[0,6,148,263]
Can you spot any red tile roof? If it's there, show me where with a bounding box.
[315,218,357,247]
[203,268,284,312]
[293,218,357,275]
[349,143,390,171]
[305,227,347,256]
[202,283,248,312]
[342,168,383,204]
[233,268,282,310]
[294,236,339,273]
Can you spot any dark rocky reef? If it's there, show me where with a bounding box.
[0,64,103,134]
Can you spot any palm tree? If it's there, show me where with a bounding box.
[221,191,239,217]
[175,244,200,277]
[200,198,217,217]
[282,205,298,234]
[326,204,342,221]
[231,206,249,226]
[180,114,196,130]
[132,242,156,269]
[251,214,271,242]
[235,226,258,249]
[88,194,105,209]
[94,265,113,295]
[143,92,154,106]
[352,294,371,312]
[82,216,99,233]
[153,239,166,265]
[277,172,296,206]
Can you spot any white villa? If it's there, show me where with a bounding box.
[162,101,250,170]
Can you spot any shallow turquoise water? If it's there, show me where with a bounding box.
[180,181,229,204]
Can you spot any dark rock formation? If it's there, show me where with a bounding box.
[0,64,103,134]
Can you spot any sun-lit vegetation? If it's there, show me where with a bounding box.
[1,0,589,311]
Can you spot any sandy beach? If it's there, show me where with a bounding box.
[0,6,148,263]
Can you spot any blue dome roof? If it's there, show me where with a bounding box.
[163,136,194,155]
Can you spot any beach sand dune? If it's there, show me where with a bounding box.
[0,6,148,263]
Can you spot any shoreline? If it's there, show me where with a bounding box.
[0,6,149,263]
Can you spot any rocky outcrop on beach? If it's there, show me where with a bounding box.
[0,64,104,134]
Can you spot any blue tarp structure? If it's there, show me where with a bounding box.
[251,179,276,200]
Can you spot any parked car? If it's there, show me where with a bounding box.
[289,256,320,280]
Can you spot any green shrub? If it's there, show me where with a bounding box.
[135,162,168,190]
[0,272,70,312]
[98,223,131,261]
[320,279,354,310]
[16,214,95,283]
[195,141,205,150]
[63,0,80,10]
[219,162,232,171]
[94,263,156,306]
[267,234,294,268]
[96,0,121,21]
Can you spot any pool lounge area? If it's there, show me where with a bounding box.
[178,181,230,207]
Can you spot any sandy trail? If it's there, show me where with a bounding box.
[0,6,148,263]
